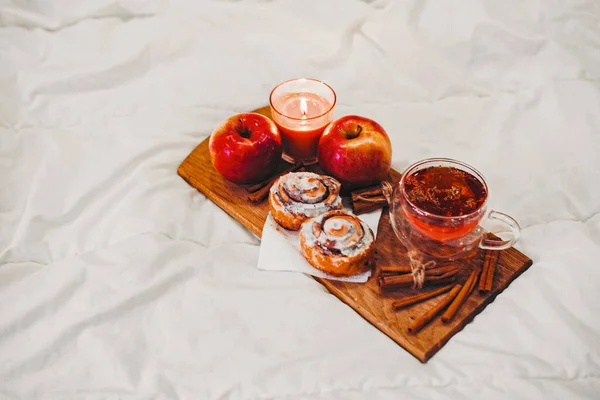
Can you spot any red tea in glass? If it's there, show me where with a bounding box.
[401,164,488,241]
[386,158,521,267]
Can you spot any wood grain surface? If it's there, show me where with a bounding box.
[177,106,534,362]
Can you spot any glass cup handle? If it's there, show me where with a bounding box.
[479,210,521,250]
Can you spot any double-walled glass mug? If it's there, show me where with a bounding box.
[382,158,520,282]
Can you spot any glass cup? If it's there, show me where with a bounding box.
[383,158,520,278]
[269,78,336,165]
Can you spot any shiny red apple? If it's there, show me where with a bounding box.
[318,115,392,187]
[209,113,282,184]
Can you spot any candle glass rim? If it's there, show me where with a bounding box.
[269,78,337,121]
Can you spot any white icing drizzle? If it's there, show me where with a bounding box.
[300,210,374,257]
[284,175,325,203]
[270,172,342,218]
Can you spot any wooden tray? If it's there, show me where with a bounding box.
[178,106,533,363]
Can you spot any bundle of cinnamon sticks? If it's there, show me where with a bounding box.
[380,248,500,334]
[350,184,387,215]
[244,163,303,203]
[378,264,459,291]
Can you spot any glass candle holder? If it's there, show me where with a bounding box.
[269,78,336,165]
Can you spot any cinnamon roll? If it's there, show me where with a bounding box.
[299,210,375,277]
[269,172,343,231]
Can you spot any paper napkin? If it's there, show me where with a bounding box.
[257,201,382,283]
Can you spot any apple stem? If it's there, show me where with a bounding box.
[347,125,362,139]
[237,118,252,139]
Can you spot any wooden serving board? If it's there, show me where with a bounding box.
[178,106,533,363]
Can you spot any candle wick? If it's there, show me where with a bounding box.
[300,97,308,119]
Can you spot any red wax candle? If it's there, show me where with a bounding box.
[270,79,336,165]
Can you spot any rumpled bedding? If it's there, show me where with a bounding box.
[1,0,599,399]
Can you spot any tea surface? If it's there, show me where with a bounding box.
[404,166,487,217]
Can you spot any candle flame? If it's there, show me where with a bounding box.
[300,97,308,119]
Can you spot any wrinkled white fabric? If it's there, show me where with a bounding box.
[1,0,599,399]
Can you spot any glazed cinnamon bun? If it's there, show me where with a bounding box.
[269,172,343,231]
[299,210,375,277]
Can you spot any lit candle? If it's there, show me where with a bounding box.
[269,79,336,165]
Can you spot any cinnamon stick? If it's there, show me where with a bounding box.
[245,163,302,193]
[441,270,479,323]
[379,265,412,275]
[247,183,274,203]
[351,185,383,199]
[408,284,462,334]
[391,284,454,310]
[247,166,305,203]
[431,270,459,281]
[425,264,459,276]
[353,201,387,215]
[378,270,458,290]
[351,185,387,215]
[378,273,413,289]
[379,264,458,277]
[354,195,387,203]
[478,250,499,293]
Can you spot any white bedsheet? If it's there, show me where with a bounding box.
[1,0,599,399]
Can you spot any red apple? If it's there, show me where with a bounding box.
[209,113,282,184]
[318,115,392,187]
